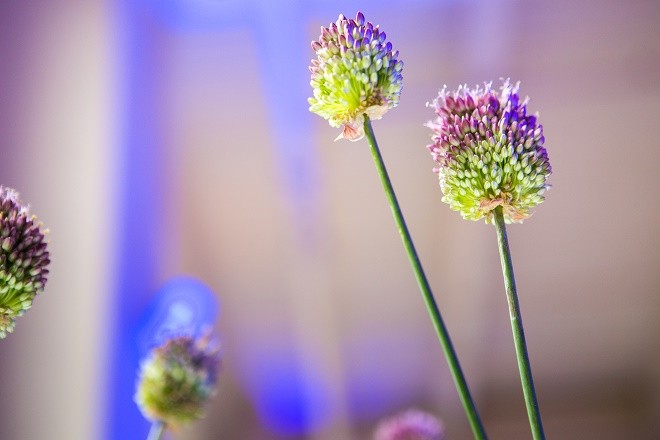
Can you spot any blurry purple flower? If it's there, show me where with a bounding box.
[374,409,446,440]
[426,79,551,223]
[135,332,221,429]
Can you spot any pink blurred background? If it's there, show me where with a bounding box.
[0,0,658,439]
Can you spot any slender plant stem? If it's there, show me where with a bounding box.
[146,421,165,440]
[363,117,487,440]
[492,207,545,440]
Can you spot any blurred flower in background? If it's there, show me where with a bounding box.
[0,186,50,338]
[134,332,221,430]
[374,409,445,440]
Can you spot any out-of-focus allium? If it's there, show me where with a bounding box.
[309,11,403,141]
[426,79,551,223]
[135,333,221,429]
[374,409,445,440]
[0,186,50,338]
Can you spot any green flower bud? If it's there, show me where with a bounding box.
[309,12,403,141]
[135,334,221,429]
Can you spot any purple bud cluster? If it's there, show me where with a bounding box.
[0,186,50,338]
[309,12,403,141]
[135,333,221,428]
[427,80,551,223]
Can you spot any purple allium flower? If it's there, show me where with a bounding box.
[0,186,50,338]
[374,409,446,440]
[135,333,221,429]
[309,11,403,141]
[427,79,551,223]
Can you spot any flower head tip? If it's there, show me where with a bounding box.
[426,79,551,223]
[0,186,50,338]
[309,11,403,141]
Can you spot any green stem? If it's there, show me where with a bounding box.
[493,207,545,440]
[146,421,165,440]
[363,117,488,440]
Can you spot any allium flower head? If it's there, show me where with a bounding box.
[309,11,403,141]
[427,79,551,223]
[0,186,50,338]
[135,333,221,429]
[374,409,445,440]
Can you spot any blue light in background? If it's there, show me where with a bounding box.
[106,0,169,438]
[135,277,219,359]
[145,1,334,435]
[237,342,334,436]
[257,356,331,435]
[150,0,451,30]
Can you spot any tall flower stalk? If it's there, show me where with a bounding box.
[493,206,544,438]
[309,12,487,439]
[427,80,551,439]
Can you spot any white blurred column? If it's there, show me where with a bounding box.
[0,1,116,439]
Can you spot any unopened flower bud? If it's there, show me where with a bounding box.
[135,333,221,429]
[309,12,403,141]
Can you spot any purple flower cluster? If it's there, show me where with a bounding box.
[309,12,403,141]
[427,79,551,223]
[0,186,50,338]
